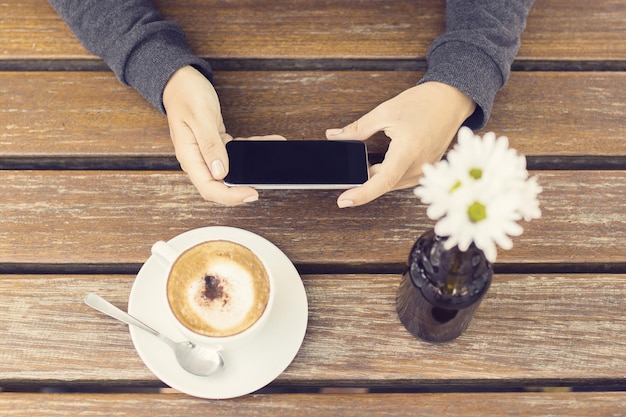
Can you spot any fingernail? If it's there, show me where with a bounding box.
[210,159,225,178]
[243,195,258,203]
[327,128,343,136]
[337,199,354,208]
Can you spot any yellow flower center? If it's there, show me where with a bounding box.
[469,168,483,180]
[467,201,487,222]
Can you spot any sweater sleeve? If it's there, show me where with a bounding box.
[419,0,535,129]
[47,0,213,113]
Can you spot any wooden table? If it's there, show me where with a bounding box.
[1,0,625,415]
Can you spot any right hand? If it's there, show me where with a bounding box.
[162,65,259,205]
[326,82,476,208]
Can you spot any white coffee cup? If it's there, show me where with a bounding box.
[152,239,275,352]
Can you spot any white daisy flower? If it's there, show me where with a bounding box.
[414,160,459,220]
[414,127,541,262]
[518,176,543,221]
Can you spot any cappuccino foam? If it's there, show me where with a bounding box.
[167,240,270,337]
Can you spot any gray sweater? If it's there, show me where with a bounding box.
[47,0,534,129]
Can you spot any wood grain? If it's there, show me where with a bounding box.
[1,274,625,386]
[0,170,623,267]
[1,392,626,416]
[2,0,625,61]
[521,0,626,61]
[1,72,625,157]
[2,0,624,407]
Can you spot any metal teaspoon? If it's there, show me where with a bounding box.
[84,293,224,377]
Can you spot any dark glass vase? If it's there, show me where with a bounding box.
[396,229,493,343]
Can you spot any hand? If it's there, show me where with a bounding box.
[162,66,258,205]
[326,81,476,208]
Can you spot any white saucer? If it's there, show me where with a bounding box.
[128,226,308,399]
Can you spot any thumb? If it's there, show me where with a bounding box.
[326,109,383,141]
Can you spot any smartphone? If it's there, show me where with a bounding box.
[224,140,369,189]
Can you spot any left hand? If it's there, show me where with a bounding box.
[326,81,477,208]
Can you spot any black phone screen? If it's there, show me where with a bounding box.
[224,140,369,188]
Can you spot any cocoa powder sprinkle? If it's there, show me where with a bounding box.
[203,275,224,301]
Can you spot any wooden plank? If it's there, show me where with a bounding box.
[1,274,625,385]
[1,0,625,61]
[521,0,626,62]
[0,170,624,267]
[485,72,626,156]
[1,392,626,416]
[1,72,625,158]
[0,72,168,157]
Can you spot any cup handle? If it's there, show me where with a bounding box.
[151,240,178,268]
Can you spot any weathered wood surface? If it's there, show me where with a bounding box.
[2,0,625,409]
[1,392,625,417]
[1,274,625,386]
[1,71,625,158]
[0,170,623,267]
[2,0,625,61]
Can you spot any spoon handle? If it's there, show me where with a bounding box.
[85,292,159,338]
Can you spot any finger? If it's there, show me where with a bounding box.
[194,179,259,206]
[185,151,259,206]
[326,105,387,142]
[187,116,230,181]
[369,164,419,190]
[170,122,258,205]
[336,139,414,208]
